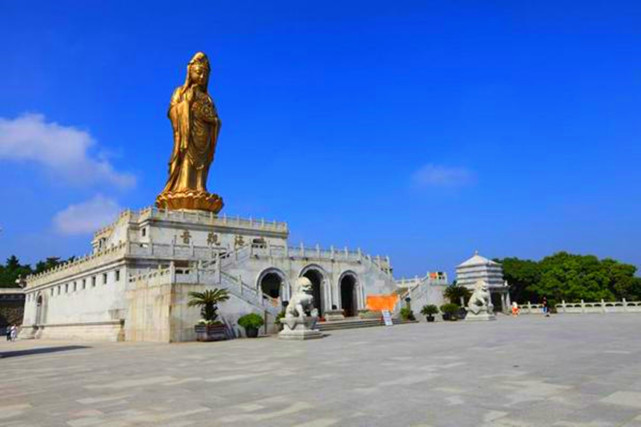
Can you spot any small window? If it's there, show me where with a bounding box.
[142,228,147,237]
[57,286,61,295]
[103,273,108,285]
[82,279,86,290]
[92,276,96,287]
[65,284,68,293]
[115,270,121,282]
[51,288,54,296]
[73,282,77,292]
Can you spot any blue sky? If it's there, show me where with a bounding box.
[1,0,640,279]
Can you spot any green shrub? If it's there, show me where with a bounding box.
[275,310,286,325]
[440,303,460,315]
[237,313,264,329]
[420,304,439,316]
[400,307,416,321]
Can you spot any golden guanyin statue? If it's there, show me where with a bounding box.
[156,52,224,213]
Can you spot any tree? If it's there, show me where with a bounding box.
[497,252,641,303]
[443,284,472,305]
[187,289,230,324]
[0,255,33,288]
[494,257,540,303]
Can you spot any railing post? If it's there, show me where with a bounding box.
[527,301,532,314]
[580,299,585,314]
[601,298,606,314]
[623,298,628,312]
[169,261,176,283]
[561,300,566,313]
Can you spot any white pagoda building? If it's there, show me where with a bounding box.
[456,251,510,312]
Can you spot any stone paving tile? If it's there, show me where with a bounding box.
[1,315,641,426]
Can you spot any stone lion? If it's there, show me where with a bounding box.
[285,277,318,320]
[467,280,492,315]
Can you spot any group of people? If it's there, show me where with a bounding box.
[511,297,551,317]
[5,325,18,341]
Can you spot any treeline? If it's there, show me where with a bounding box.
[0,255,75,288]
[495,252,641,304]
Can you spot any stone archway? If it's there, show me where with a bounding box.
[256,268,287,305]
[300,266,326,316]
[340,274,358,317]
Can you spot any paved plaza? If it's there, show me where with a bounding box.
[2,315,641,426]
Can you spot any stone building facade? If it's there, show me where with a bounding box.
[20,207,399,342]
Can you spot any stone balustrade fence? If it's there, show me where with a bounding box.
[517,300,641,314]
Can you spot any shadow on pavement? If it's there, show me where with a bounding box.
[0,345,90,358]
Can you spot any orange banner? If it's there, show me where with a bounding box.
[366,294,399,312]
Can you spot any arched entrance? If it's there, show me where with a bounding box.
[340,274,358,317]
[302,268,325,316]
[256,269,286,309]
[259,273,282,298]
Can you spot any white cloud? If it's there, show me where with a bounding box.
[412,164,476,188]
[53,195,121,235]
[0,113,135,188]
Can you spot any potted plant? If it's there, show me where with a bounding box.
[420,304,438,322]
[440,303,460,321]
[238,313,264,338]
[188,288,230,341]
[400,307,416,322]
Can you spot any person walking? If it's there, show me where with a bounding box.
[542,297,550,317]
[10,324,18,341]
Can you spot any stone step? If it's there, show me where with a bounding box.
[318,318,417,332]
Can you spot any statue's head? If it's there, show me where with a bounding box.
[475,280,489,292]
[186,52,210,89]
[295,277,313,295]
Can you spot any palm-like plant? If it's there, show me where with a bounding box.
[188,288,230,324]
[443,284,472,305]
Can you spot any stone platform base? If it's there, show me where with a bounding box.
[19,321,124,341]
[465,312,497,322]
[279,315,323,340]
[278,328,323,340]
[323,310,346,322]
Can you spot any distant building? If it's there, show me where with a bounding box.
[456,251,510,312]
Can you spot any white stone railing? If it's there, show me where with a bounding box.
[26,242,128,288]
[127,263,281,315]
[556,299,641,314]
[144,207,288,233]
[516,299,641,314]
[396,274,449,289]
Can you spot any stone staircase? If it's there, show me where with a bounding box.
[318,318,417,332]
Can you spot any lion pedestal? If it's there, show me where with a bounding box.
[278,277,323,340]
[278,315,323,340]
[465,280,497,322]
